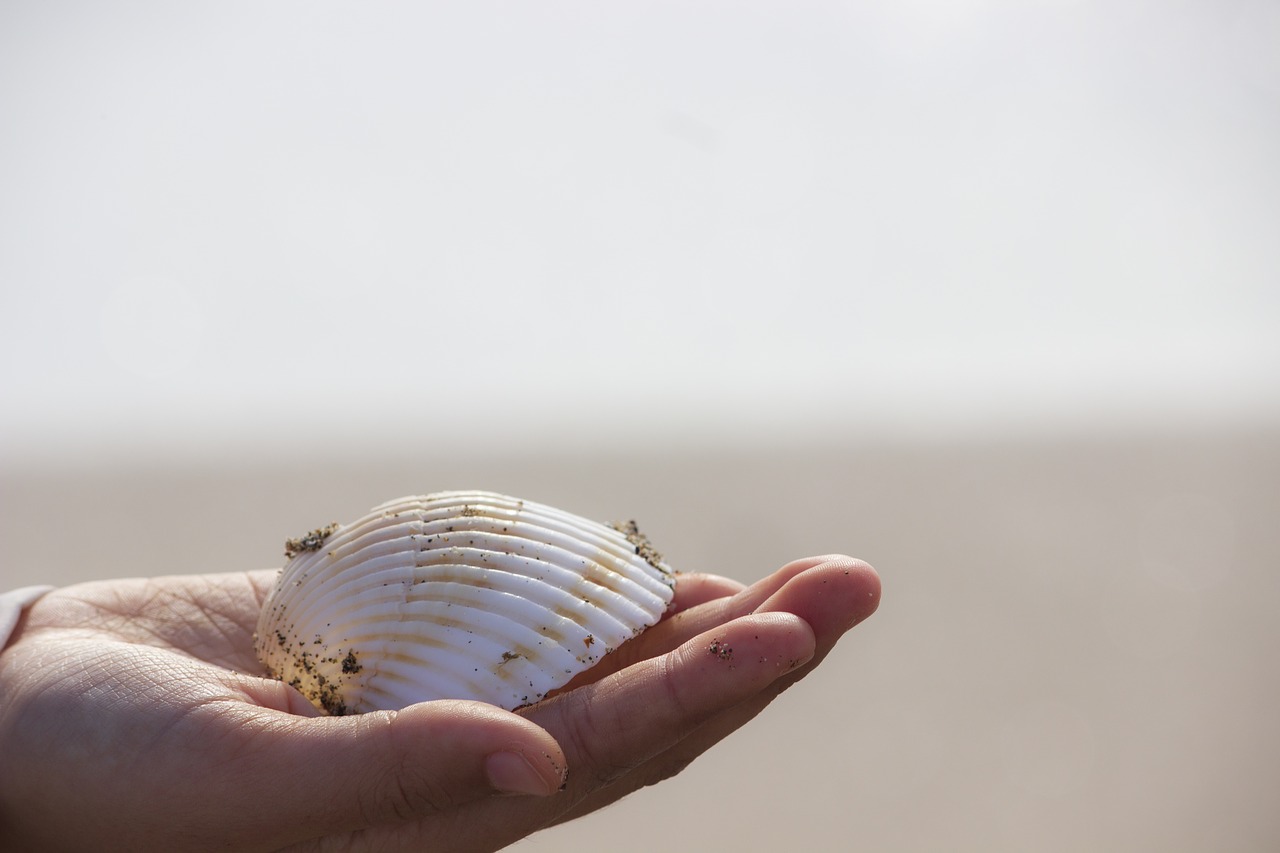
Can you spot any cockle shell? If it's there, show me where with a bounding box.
[255,491,676,715]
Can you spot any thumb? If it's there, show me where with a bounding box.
[225,700,566,847]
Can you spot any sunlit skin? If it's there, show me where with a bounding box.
[0,556,879,852]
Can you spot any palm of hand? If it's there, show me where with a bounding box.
[0,558,878,852]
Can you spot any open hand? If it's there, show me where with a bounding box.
[0,556,879,851]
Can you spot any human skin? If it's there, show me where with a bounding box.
[0,555,880,852]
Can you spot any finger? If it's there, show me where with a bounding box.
[669,572,746,614]
[549,558,880,823]
[530,613,815,798]
[204,699,566,848]
[754,556,881,666]
[566,555,854,684]
[649,555,848,647]
[662,555,876,656]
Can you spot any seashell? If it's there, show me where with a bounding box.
[255,491,676,715]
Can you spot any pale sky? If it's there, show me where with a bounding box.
[2,0,1278,462]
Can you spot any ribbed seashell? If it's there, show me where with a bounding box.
[255,491,675,715]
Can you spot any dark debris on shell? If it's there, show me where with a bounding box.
[610,519,666,572]
[284,523,339,559]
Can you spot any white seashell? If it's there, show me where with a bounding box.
[255,491,676,715]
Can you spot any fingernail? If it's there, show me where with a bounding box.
[485,750,556,796]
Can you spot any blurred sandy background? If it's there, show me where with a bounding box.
[3,1,1279,850]
[4,431,1280,850]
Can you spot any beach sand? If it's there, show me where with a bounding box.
[3,425,1277,851]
